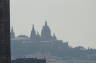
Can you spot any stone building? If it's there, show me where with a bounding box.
[11,21,58,42]
[30,21,57,41]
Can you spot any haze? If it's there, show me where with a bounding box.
[10,0,96,48]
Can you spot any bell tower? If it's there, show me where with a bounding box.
[10,27,15,39]
[0,0,11,63]
[30,25,37,41]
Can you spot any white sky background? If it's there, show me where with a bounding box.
[10,0,96,48]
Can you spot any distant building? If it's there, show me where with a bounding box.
[11,21,69,59]
[11,21,96,62]
[17,35,29,40]
[11,21,58,42]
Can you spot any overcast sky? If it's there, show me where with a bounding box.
[10,0,96,48]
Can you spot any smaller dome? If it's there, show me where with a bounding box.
[17,35,29,39]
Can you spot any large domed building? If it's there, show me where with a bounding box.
[11,21,58,42]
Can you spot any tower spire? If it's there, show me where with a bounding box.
[32,24,35,30]
[10,27,15,39]
[45,20,47,26]
[30,24,37,41]
[53,33,57,40]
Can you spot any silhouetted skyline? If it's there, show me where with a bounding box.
[11,21,57,41]
[10,0,96,48]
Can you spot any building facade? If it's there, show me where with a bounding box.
[0,0,11,63]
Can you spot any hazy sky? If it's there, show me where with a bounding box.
[10,0,96,48]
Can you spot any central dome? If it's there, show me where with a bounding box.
[41,21,52,41]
